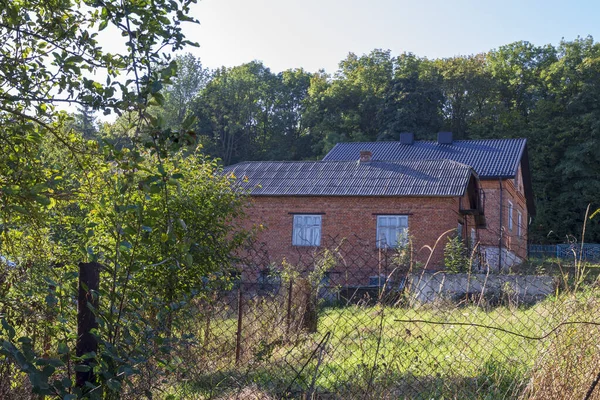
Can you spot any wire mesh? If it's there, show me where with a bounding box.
[161,234,600,400]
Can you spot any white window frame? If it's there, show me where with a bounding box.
[507,201,513,231]
[292,214,322,247]
[517,211,522,237]
[376,215,408,249]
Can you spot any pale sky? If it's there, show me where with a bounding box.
[180,0,600,73]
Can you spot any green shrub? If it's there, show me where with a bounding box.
[444,234,469,273]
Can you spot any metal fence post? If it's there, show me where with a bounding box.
[286,279,293,337]
[235,284,243,365]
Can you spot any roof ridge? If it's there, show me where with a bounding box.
[322,137,526,178]
[331,138,527,145]
[226,158,475,167]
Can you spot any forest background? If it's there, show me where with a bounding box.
[86,38,600,244]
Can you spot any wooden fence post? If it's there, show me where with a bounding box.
[76,262,100,388]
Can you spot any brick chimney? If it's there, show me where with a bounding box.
[359,150,372,163]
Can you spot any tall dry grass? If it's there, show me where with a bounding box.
[521,292,600,400]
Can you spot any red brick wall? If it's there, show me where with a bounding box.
[478,170,529,263]
[239,196,463,283]
[504,165,529,259]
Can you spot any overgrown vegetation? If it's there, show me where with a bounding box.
[444,234,469,273]
[154,287,600,399]
[0,0,252,398]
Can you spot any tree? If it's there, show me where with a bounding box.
[157,53,210,131]
[268,68,314,160]
[378,53,443,140]
[0,1,254,398]
[435,55,493,140]
[192,61,279,164]
[304,50,396,153]
[72,105,98,140]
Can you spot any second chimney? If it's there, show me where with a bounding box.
[437,131,453,144]
[400,132,414,145]
[359,150,372,163]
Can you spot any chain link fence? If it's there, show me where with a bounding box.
[160,235,600,399]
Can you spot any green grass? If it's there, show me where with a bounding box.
[166,291,600,399]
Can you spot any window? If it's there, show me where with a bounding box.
[517,211,522,237]
[376,215,408,248]
[292,215,322,246]
[470,228,477,249]
[507,201,513,231]
[457,222,464,240]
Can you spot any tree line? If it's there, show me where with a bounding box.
[91,38,600,244]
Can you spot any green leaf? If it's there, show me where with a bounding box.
[57,342,69,355]
[62,377,73,390]
[1,319,15,339]
[181,113,197,130]
[73,364,91,372]
[34,195,51,206]
[106,378,121,391]
[29,371,50,391]
[45,294,58,306]
[151,92,165,106]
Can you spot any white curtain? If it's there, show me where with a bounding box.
[293,215,322,246]
[377,216,408,248]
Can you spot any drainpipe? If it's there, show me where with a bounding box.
[498,178,503,273]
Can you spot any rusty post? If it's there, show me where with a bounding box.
[235,285,243,365]
[203,304,212,350]
[76,262,100,388]
[286,279,293,337]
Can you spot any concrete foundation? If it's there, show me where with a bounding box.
[480,246,523,271]
[407,271,555,305]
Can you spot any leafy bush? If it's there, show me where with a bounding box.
[444,234,469,273]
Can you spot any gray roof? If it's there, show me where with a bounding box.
[323,138,527,179]
[223,159,475,197]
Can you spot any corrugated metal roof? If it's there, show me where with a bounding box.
[223,159,475,197]
[322,139,527,178]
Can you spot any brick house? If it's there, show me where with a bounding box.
[224,141,512,284]
[323,132,534,270]
[226,133,534,282]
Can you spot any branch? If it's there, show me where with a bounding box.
[395,318,600,341]
[0,22,106,68]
